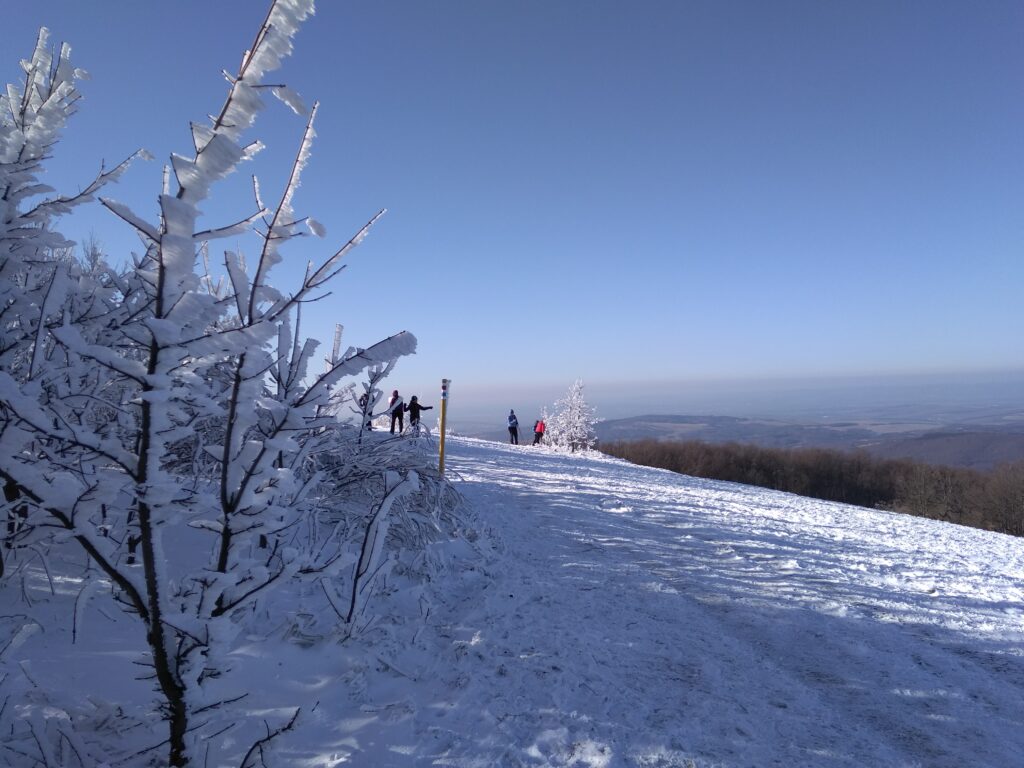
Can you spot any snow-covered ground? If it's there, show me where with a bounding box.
[5,435,1024,766]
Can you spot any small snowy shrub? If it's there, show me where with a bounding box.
[547,379,598,453]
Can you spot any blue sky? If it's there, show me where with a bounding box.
[4,1,1022,423]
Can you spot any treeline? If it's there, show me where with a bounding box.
[600,439,1024,537]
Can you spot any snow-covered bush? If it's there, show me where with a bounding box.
[546,379,598,452]
[0,3,458,764]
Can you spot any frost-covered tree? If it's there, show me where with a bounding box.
[547,379,598,452]
[0,3,429,764]
[0,28,144,578]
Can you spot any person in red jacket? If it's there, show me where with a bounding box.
[533,418,546,445]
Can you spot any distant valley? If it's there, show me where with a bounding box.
[594,413,1024,470]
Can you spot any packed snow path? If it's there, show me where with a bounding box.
[395,437,1024,767]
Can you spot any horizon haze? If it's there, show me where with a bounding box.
[446,368,1024,433]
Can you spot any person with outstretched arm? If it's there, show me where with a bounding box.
[407,395,433,428]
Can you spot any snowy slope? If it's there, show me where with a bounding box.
[5,435,1024,766]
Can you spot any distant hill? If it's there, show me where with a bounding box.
[595,414,882,450]
[862,430,1024,471]
[595,414,1024,470]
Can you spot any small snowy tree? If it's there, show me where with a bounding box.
[0,3,428,764]
[547,379,597,452]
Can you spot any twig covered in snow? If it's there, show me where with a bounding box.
[238,708,300,768]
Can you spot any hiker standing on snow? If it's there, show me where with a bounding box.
[508,409,519,445]
[533,418,546,445]
[407,395,433,427]
[388,390,406,434]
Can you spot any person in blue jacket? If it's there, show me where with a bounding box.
[507,409,519,444]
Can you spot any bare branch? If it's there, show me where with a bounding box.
[239,708,301,768]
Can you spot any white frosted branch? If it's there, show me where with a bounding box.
[100,196,160,241]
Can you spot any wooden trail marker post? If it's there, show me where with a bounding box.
[439,378,450,475]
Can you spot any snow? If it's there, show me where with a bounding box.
[306,216,327,237]
[4,435,1024,765]
[271,85,308,116]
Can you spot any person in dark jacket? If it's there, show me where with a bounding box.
[388,390,405,434]
[407,395,433,427]
[508,409,519,444]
